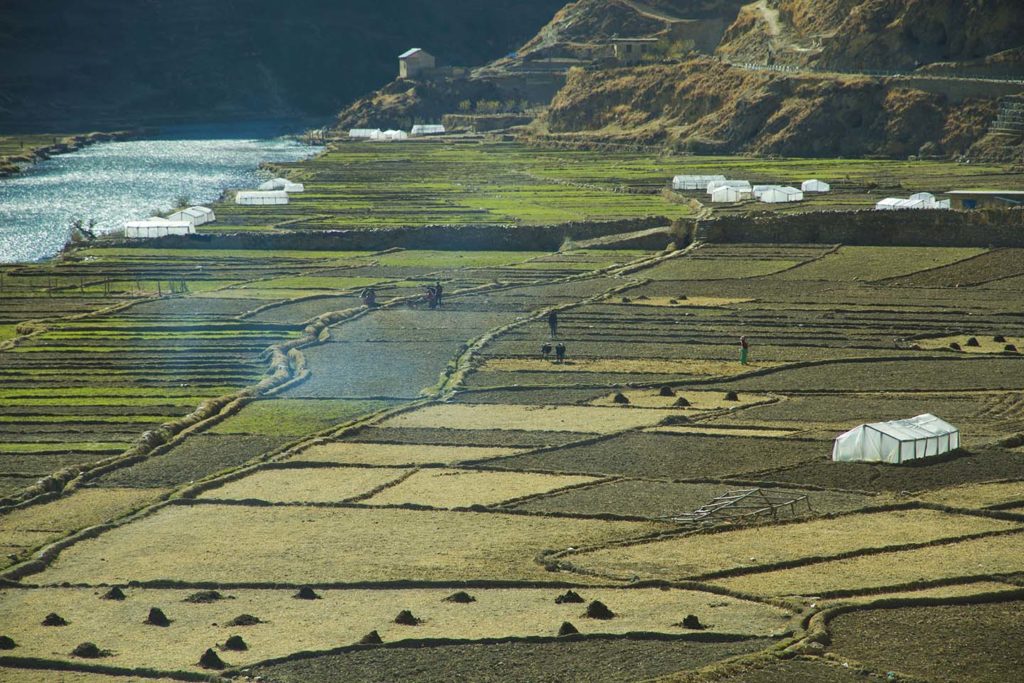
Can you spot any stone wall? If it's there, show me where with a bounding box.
[696,208,1024,247]
[99,217,672,253]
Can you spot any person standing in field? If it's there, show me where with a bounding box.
[739,335,750,365]
[434,280,443,307]
[548,310,558,339]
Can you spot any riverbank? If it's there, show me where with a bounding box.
[0,130,146,179]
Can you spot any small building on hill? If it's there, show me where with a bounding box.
[611,37,659,64]
[124,219,194,239]
[399,48,436,78]
[946,190,1024,210]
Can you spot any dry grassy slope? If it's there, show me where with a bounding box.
[518,0,746,57]
[718,0,1024,71]
[542,58,999,157]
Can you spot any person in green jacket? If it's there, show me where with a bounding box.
[739,335,750,365]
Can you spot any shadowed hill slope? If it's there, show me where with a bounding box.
[0,0,564,131]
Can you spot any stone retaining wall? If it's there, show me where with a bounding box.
[97,217,672,253]
[696,208,1024,247]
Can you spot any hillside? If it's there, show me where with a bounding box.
[332,0,1022,160]
[537,58,1002,158]
[0,0,564,132]
[716,0,1024,73]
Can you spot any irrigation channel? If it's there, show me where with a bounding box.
[0,122,322,263]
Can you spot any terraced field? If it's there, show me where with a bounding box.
[4,163,1024,681]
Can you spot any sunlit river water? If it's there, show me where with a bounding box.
[0,123,322,263]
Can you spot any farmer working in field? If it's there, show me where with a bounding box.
[739,335,750,365]
[434,280,443,307]
[360,287,377,308]
[555,342,566,363]
[548,310,558,339]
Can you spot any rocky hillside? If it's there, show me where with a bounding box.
[333,0,1022,159]
[717,0,1024,73]
[539,58,1000,158]
[0,0,564,131]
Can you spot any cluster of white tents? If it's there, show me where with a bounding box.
[832,414,960,464]
[673,175,830,204]
[875,192,951,211]
[349,124,445,141]
[236,176,306,206]
[124,206,215,239]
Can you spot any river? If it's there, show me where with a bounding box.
[0,123,323,263]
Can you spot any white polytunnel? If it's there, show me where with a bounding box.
[411,124,446,136]
[832,414,960,464]
[124,220,195,239]
[259,178,305,193]
[801,179,830,192]
[167,206,215,226]
[706,179,751,194]
[759,186,803,203]
[672,174,726,190]
[236,190,289,205]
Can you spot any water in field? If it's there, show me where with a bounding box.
[0,123,322,263]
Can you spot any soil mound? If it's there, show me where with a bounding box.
[621,297,631,303]
[42,613,68,626]
[360,630,384,645]
[679,614,706,629]
[294,586,322,600]
[101,587,126,601]
[584,600,615,620]
[71,642,109,658]
[0,635,16,650]
[145,607,171,627]
[659,386,676,397]
[674,396,691,407]
[394,609,421,625]
[966,337,980,347]
[558,621,580,636]
[184,590,230,603]
[949,342,962,351]
[613,392,630,404]
[227,614,263,627]
[555,590,585,604]
[199,648,226,670]
[443,591,477,603]
[994,335,1006,343]
[724,391,740,401]
[222,635,248,651]
[1006,344,1019,353]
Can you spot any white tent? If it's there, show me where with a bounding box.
[752,185,775,199]
[236,190,289,206]
[349,128,382,139]
[411,124,446,136]
[934,198,951,209]
[875,197,903,210]
[759,186,803,203]
[832,414,960,464]
[801,179,830,193]
[909,192,935,202]
[707,179,751,195]
[381,129,409,141]
[711,185,747,203]
[259,178,305,193]
[896,197,931,210]
[124,219,195,239]
[672,174,726,191]
[167,206,215,226]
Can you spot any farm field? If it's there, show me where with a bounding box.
[3,149,1024,681]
